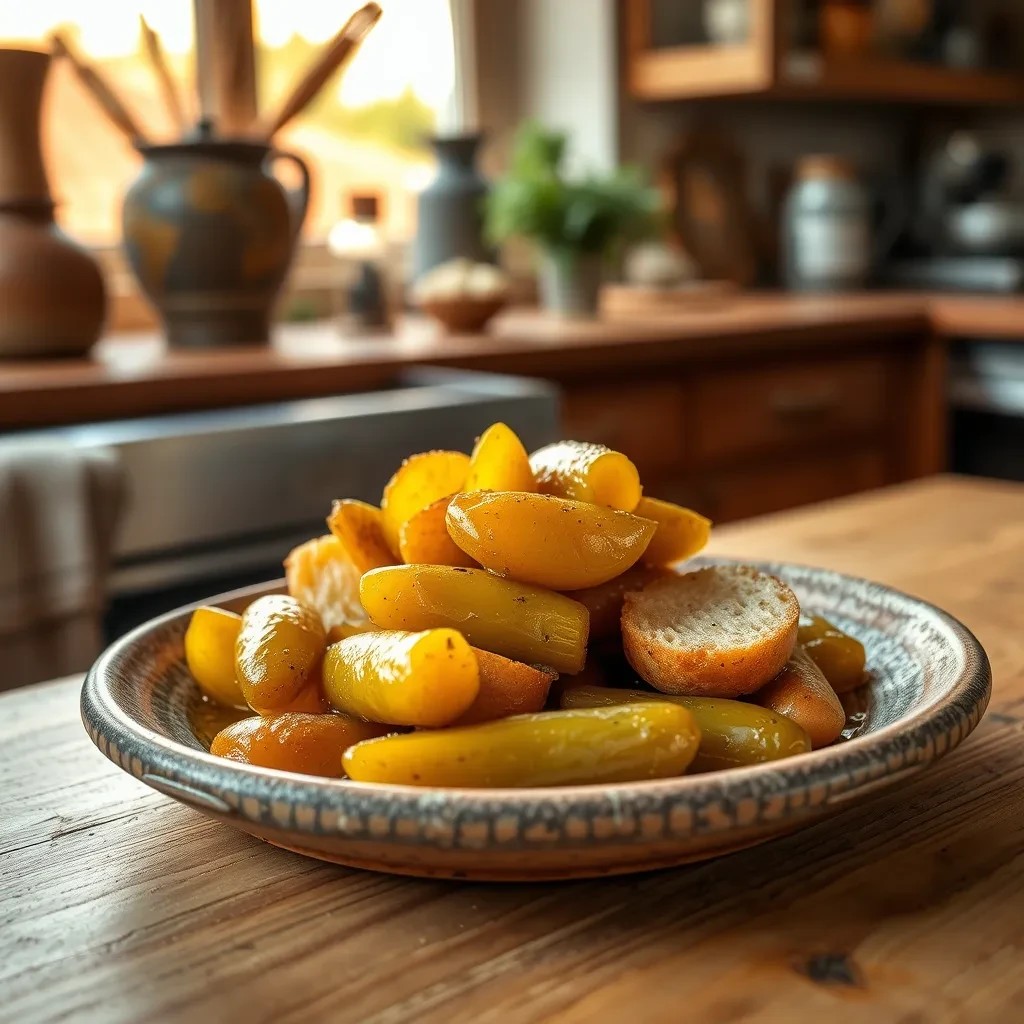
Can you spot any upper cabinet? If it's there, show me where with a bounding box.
[624,0,1024,105]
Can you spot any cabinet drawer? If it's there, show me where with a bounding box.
[689,356,894,465]
[560,382,685,473]
[701,449,890,523]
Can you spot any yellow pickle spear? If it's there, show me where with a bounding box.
[322,627,479,727]
[560,683,811,772]
[465,422,536,492]
[343,703,701,787]
[360,564,589,674]
[184,606,246,709]
[446,490,657,590]
[234,595,326,712]
[529,440,642,511]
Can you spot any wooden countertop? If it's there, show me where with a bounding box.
[1,291,1019,430]
[5,475,1023,1023]
[928,293,1024,339]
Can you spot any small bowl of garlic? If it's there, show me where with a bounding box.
[412,259,509,334]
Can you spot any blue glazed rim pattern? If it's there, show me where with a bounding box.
[81,561,991,860]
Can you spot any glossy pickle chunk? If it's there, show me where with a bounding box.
[251,675,331,716]
[465,422,536,492]
[380,450,471,555]
[210,713,389,777]
[322,628,479,727]
[234,595,327,712]
[798,615,867,694]
[184,606,246,708]
[446,491,657,590]
[451,649,556,726]
[399,495,476,567]
[634,496,712,567]
[343,703,700,787]
[559,683,811,772]
[360,564,589,674]
[529,440,642,511]
[326,499,395,574]
[754,645,846,749]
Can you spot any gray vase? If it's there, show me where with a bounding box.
[538,251,604,317]
[412,134,492,279]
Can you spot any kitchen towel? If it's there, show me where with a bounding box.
[0,439,124,690]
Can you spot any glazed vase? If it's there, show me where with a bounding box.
[412,134,492,280]
[0,48,106,358]
[122,131,310,348]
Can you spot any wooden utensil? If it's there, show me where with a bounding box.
[139,15,187,134]
[258,3,382,138]
[192,0,258,136]
[49,32,149,144]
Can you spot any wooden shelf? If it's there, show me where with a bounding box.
[630,48,1024,105]
[629,43,771,100]
[625,1,1024,106]
[779,55,1024,105]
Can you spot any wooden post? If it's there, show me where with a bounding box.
[623,0,653,97]
[911,327,950,477]
[193,0,258,135]
[751,0,780,90]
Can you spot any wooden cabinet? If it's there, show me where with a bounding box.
[687,354,893,465]
[560,382,686,477]
[624,0,1024,105]
[553,346,919,524]
[697,449,889,522]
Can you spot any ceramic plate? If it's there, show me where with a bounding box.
[81,561,991,881]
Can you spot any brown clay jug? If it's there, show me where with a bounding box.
[0,48,106,358]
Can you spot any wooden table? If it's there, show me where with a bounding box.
[5,476,1024,1023]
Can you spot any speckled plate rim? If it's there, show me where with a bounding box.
[81,560,991,868]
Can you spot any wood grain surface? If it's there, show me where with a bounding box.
[3,475,1023,1023]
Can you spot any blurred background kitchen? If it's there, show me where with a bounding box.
[1,0,1022,688]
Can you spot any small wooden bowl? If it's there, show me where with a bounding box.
[419,295,506,334]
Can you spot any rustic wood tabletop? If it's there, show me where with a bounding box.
[4,475,1023,1023]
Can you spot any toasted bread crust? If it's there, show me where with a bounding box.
[621,565,799,697]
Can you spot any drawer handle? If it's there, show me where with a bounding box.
[770,388,840,418]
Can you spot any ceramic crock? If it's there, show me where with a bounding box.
[0,47,105,357]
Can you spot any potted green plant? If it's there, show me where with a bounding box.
[485,122,662,317]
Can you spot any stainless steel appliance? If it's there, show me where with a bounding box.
[15,367,559,635]
[950,342,1024,480]
[886,132,1024,293]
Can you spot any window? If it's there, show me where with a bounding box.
[3,0,455,245]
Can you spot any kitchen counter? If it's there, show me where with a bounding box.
[4,475,1022,1023]
[928,293,1024,338]
[1,291,1019,431]
[3,290,1018,525]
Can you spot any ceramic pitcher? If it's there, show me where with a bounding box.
[123,133,310,347]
